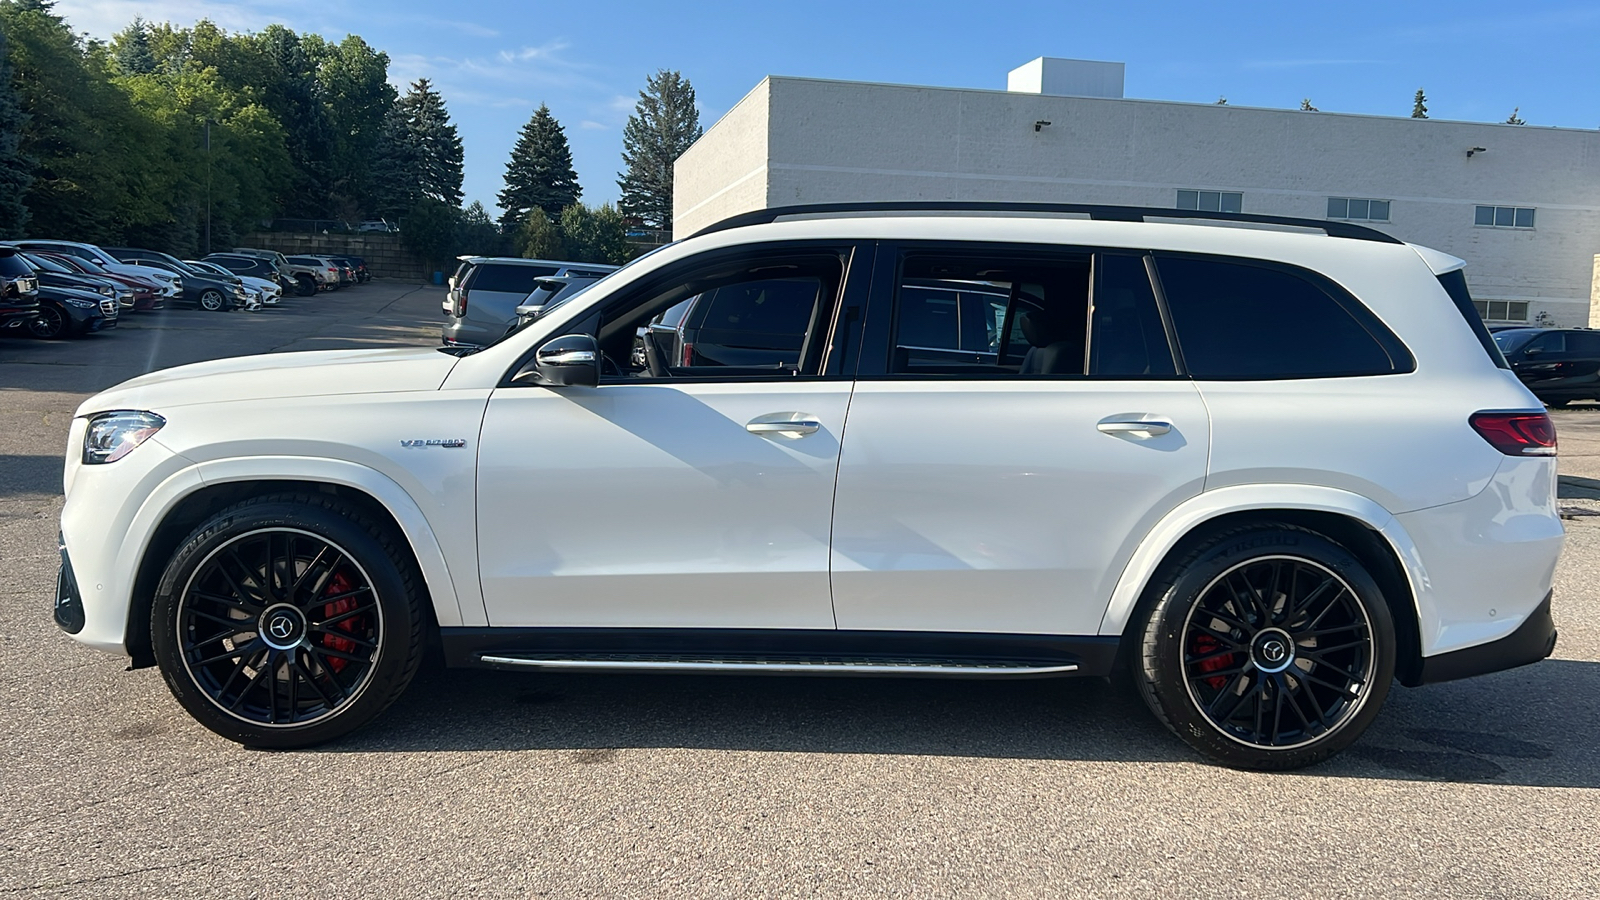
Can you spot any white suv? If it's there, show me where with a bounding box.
[54,203,1562,769]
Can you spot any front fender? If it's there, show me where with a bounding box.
[1096,484,1430,640]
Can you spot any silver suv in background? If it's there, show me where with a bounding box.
[441,256,616,347]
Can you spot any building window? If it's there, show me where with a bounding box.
[1327,198,1390,222]
[1475,206,1535,228]
[1472,299,1530,322]
[1177,190,1242,213]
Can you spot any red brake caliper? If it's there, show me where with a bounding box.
[1190,632,1235,690]
[320,571,361,673]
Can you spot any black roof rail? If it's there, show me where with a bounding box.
[689,201,1405,244]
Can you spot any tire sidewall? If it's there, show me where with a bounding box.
[151,500,418,748]
[28,305,67,339]
[199,290,224,311]
[1137,525,1397,770]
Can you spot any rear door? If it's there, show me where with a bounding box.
[829,244,1209,636]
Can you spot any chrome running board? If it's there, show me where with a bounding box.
[477,653,1079,677]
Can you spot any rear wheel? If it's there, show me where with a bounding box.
[1133,523,1395,770]
[294,275,316,297]
[151,494,427,748]
[198,289,226,311]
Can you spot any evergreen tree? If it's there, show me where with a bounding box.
[557,202,632,265]
[457,200,506,256]
[112,17,155,74]
[1506,107,1525,125]
[516,207,565,259]
[397,78,463,207]
[0,25,33,237]
[618,69,701,233]
[497,104,581,230]
[370,103,421,218]
[1411,89,1428,119]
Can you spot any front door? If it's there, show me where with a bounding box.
[475,243,864,630]
[830,246,1209,636]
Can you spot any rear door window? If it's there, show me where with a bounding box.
[1564,332,1600,355]
[468,264,560,294]
[1155,255,1411,379]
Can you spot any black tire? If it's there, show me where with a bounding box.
[198,289,226,311]
[150,493,428,748]
[1132,522,1396,770]
[27,305,70,339]
[295,275,316,297]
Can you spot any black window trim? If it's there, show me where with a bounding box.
[498,239,871,389]
[1152,251,1416,381]
[856,240,1187,382]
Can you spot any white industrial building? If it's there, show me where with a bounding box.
[675,58,1600,327]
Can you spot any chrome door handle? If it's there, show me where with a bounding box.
[746,417,821,437]
[1097,419,1172,438]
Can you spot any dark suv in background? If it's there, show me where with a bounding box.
[1494,327,1600,406]
[0,247,42,334]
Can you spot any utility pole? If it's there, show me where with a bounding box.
[203,119,212,253]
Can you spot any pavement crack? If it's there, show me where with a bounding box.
[1,853,247,894]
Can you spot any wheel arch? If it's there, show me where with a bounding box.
[1100,486,1426,686]
[124,460,465,668]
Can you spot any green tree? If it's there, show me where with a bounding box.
[1411,89,1428,119]
[557,202,632,265]
[497,103,580,230]
[112,17,155,74]
[455,200,506,256]
[397,78,463,207]
[516,207,564,259]
[370,103,421,218]
[0,25,33,237]
[402,196,458,272]
[312,35,396,216]
[618,69,701,232]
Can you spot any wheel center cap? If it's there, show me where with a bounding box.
[1251,628,1296,673]
[259,604,306,650]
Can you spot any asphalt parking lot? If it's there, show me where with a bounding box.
[1,284,1597,898]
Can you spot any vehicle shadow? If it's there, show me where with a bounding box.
[0,454,63,497]
[331,657,1600,788]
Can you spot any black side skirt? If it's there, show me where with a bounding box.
[1413,591,1557,685]
[440,627,1121,678]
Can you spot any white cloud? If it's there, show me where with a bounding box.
[580,120,608,130]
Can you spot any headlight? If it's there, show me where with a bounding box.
[83,411,166,465]
[64,296,97,309]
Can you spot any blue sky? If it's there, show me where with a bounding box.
[56,0,1600,215]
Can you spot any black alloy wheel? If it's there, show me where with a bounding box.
[1134,523,1396,770]
[198,288,226,311]
[27,304,70,339]
[152,494,426,748]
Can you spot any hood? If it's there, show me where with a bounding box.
[76,347,461,417]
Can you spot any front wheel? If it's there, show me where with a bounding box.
[27,305,71,339]
[151,494,427,748]
[198,289,226,311]
[294,276,316,297]
[1133,523,1396,770]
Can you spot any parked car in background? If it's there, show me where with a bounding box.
[0,247,42,334]
[357,219,399,233]
[503,274,609,340]
[326,256,365,284]
[347,257,372,282]
[32,251,163,311]
[187,261,281,306]
[441,256,616,347]
[104,248,251,312]
[230,247,294,275]
[9,250,133,312]
[320,256,356,287]
[287,256,343,291]
[203,254,290,293]
[10,239,182,303]
[1494,327,1600,406]
[30,282,116,339]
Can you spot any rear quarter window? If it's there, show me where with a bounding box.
[1155,255,1412,379]
[468,264,560,294]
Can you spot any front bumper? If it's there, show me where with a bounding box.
[1416,591,1557,684]
[54,534,86,634]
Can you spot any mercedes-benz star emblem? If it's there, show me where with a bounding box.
[1262,641,1287,663]
[268,615,295,640]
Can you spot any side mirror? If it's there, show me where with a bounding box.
[517,334,600,387]
[1524,347,1543,356]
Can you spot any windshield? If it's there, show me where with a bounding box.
[1493,330,1540,354]
[20,252,74,274]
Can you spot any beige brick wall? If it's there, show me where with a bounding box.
[238,233,432,282]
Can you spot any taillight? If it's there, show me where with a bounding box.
[453,290,468,317]
[1469,411,1557,456]
[681,341,694,367]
